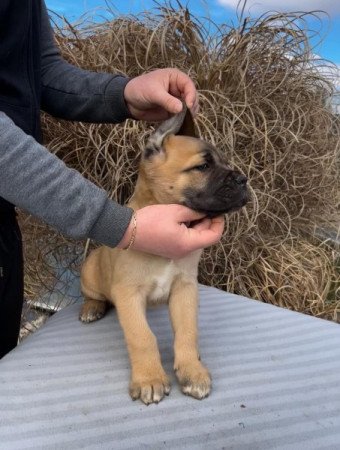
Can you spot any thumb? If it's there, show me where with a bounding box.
[156,92,183,114]
[175,205,206,223]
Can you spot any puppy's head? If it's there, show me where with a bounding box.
[141,106,248,217]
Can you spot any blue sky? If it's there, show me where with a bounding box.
[45,0,340,83]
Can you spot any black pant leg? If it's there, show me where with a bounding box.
[0,216,24,359]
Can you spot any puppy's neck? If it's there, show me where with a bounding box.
[128,173,159,210]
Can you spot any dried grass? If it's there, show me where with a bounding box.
[22,3,340,321]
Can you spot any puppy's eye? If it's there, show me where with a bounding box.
[194,163,210,171]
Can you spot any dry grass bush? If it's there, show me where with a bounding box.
[22,3,340,320]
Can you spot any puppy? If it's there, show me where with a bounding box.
[80,107,248,405]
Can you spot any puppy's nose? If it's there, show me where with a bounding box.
[233,173,248,185]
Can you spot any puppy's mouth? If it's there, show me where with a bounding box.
[182,188,249,218]
[183,199,248,218]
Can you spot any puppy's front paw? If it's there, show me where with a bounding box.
[129,372,171,405]
[175,361,211,400]
[79,300,107,323]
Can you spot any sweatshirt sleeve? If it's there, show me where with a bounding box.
[0,112,133,247]
[40,1,132,123]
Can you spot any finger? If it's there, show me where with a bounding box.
[154,91,183,114]
[187,216,225,248]
[208,216,225,235]
[175,205,206,223]
[169,70,197,110]
[184,87,198,112]
[184,90,197,111]
[188,227,222,249]
[190,217,212,232]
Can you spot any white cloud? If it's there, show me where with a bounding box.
[217,0,340,15]
[328,65,340,89]
[284,53,340,91]
[308,55,340,89]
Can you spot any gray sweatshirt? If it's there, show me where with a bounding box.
[0,2,133,247]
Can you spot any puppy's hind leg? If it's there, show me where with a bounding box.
[79,297,108,323]
[79,247,109,323]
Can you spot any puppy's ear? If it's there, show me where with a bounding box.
[144,104,196,158]
[177,107,196,138]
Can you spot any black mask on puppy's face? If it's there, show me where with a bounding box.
[142,106,249,217]
[180,144,248,217]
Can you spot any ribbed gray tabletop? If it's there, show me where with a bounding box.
[1,285,340,449]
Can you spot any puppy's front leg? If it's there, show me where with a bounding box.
[113,287,170,405]
[169,278,211,399]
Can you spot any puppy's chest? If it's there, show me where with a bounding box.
[147,262,178,304]
[147,257,198,304]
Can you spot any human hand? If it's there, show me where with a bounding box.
[124,68,199,121]
[117,204,225,259]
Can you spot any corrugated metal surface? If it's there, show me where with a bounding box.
[1,285,340,449]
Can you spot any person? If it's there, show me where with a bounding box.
[0,0,224,358]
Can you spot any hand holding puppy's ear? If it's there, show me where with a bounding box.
[124,68,199,122]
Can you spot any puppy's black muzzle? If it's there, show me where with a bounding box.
[183,169,249,217]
